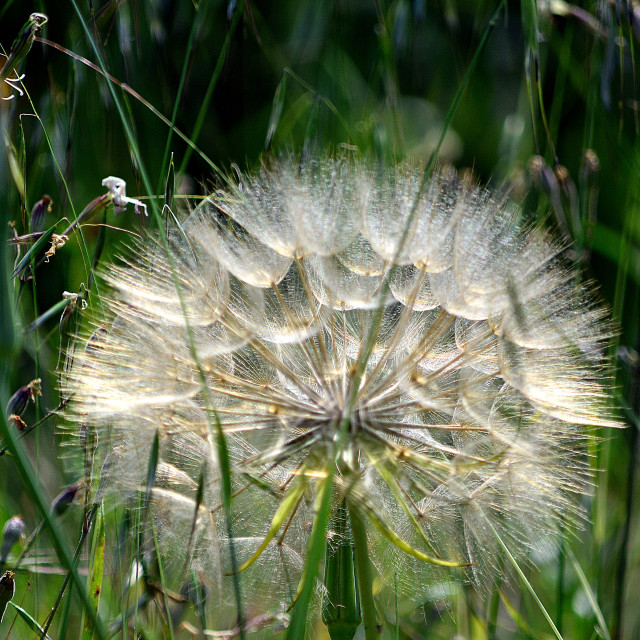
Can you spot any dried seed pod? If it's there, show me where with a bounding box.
[29,195,51,233]
[6,379,41,417]
[0,571,15,622]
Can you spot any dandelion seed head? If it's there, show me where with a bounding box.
[64,156,617,613]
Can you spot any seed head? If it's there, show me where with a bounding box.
[64,157,617,616]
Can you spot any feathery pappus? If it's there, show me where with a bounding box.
[63,156,617,628]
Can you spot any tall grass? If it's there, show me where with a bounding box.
[1,1,638,638]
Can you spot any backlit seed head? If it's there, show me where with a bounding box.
[64,157,617,616]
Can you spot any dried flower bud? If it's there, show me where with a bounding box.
[528,155,557,194]
[29,195,51,233]
[0,571,15,622]
[44,234,68,261]
[52,483,79,516]
[582,149,599,177]
[0,516,25,563]
[7,415,27,431]
[6,379,41,417]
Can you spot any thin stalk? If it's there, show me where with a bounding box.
[556,525,565,636]
[286,470,334,640]
[347,502,380,640]
[323,501,360,640]
[39,507,97,639]
[177,4,244,178]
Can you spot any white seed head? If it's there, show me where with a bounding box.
[64,156,617,613]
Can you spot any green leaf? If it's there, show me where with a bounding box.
[24,296,73,334]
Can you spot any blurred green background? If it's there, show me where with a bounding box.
[1,1,639,638]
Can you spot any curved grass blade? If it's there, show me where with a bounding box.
[8,602,52,640]
[565,546,611,640]
[359,499,468,568]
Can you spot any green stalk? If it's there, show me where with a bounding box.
[323,501,361,640]
[347,502,380,640]
[286,471,334,640]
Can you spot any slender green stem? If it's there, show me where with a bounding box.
[323,501,360,640]
[286,471,334,639]
[347,503,380,640]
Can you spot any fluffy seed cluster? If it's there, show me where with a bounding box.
[65,157,615,619]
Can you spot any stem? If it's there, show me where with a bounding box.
[323,502,360,640]
[347,502,380,640]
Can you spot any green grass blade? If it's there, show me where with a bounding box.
[0,411,107,639]
[485,516,563,640]
[10,222,57,279]
[157,0,212,194]
[150,517,175,640]
[81,506,105,640]
[9,602,53,640]
[177,4,244,178]
[565,546,611,640]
